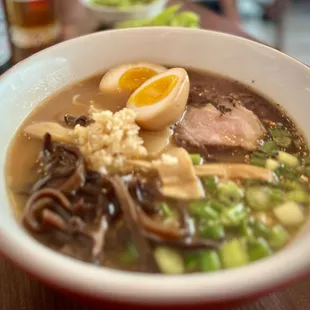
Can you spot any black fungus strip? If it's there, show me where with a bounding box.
[64,114,90,128]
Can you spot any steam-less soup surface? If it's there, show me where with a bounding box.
[6,64,310,274]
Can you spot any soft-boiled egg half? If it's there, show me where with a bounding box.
[99,62,167,95]
[127,68,190,131]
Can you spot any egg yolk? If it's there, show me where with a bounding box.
[119,67,157,91]
[130,75,179,107]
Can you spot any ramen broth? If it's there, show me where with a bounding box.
[6,67,310,274]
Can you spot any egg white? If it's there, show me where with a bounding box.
[99,62,167,94]
[127,68,190,131]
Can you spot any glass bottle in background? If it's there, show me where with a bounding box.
[0,0,12,74]
[5,0,60,62]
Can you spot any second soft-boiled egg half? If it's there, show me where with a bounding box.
[99,62,167,95]
[127,68,190,131]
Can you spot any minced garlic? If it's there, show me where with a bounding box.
[70,107,147,174]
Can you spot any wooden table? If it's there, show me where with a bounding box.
[1,1,309,309]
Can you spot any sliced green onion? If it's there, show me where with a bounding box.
[220,239,249,268]
[154,247,184,274]
[220,203,247,227]
[273,201,305,227]
[266,158,279,171]
[261,140,278,154]
[269,187,284,205]
[199,250,221,272]
[203,176,218,196]
[188,200,208,217]
[274,136,292,148]
[190,153,202,165]
[203,206,220,220]
[245,186,270,210]
[184,254,199,272]
[248,238,272,261]
[276,165,298,180]
[252,151,267,158]
[280,179,303,191]
[276,151,299,168]
[199,220,225,240]
[269,127,292,148]
[240,220,255,241]
[217,180,244,206]
[170,11,200,28]
[116,4,200,29]
[189,200,219,220]
[150,4,182,25]
[268,224,289,249]
[251,219,270,238]
[250,155,266,167]
[209,199,226,211]
[159,202,173,217]
[286,190,309,204]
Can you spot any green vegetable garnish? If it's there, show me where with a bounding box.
[154,247,184,274]
[217,180,244,206]
[184,254,199,272]
[92,0,155,9]
[116,5,200,28]
[268,225,289,249]
[220,239,249,268]
[220,203,247,227]
[200,250,221,272]
[245,186,284,210]
[251,219,270,238]
[261,140,278,155]
[249,152,267,167]
[189,200,219,220]
[246,186,271,210]
[199,220,225,240]
[203,176,218,197]
[240,220,255,241]
[276,165,298,180]
[276,151,299,168]
[170,11,200,28]
[190,153,202,165]
[159,202,173,217]
[286,190,309,204]
[248,238,272,261]
[269,127,292,148]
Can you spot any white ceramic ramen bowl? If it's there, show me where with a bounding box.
[80,0,168,26]
[0,28,310,309]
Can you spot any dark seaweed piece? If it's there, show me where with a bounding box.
[128,178,192,240]
[24,186,108,262]
[218,105,232,115]
[64,114,91,128]
[31,134,86,194]
[128,178,161,215]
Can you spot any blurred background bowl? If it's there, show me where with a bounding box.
[80,0,168,26]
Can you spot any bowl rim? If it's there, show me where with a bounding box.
[1,27,310,305]
[80,0,167,13]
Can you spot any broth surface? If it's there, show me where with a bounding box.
[6,68,310,274]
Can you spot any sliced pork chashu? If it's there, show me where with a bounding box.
[175,104,266,151]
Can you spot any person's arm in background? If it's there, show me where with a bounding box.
[220,0,241,24]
